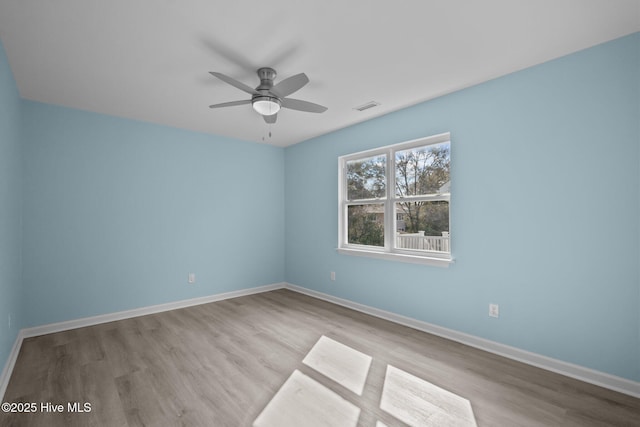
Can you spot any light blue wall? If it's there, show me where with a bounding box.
[0,40,23,370]
[285,33,640,381]
[22,102,285,326]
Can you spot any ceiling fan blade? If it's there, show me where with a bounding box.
[209,72,259,95]
[209,100,251,109]
[263,113,277,124]
[270,73,309,98]
[281,98,328,113]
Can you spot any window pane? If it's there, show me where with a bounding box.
[395,201,449,252]
[346,155,386,200]
[395,142,450,197]
[347,204,385,247]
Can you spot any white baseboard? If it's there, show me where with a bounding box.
[284,283,640,399]
[21,282,286,338]
[0,282,286,400]
[0,330,24,401]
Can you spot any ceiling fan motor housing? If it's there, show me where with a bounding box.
[252,67,281,115]
[256,67,277,92]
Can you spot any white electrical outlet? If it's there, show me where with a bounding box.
[489,303,499,318]
[330,271,336,281]
[188,273,196,284]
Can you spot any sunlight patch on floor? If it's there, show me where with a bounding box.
[380,365,477,427]
[253,369,360,427]
[302,335,373,395]
[254,336,477,426]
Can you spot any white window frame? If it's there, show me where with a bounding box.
[337,132,453,267]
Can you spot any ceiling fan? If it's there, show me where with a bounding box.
[208,67,327,124]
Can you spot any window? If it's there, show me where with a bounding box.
[338,133,452,266]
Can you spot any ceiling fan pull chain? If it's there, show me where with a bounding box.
[262,125,273,142]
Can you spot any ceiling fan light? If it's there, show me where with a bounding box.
[252,96,281,116]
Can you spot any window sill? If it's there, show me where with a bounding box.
[336,248,453,268]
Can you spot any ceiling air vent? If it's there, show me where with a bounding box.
[354,101,380,112]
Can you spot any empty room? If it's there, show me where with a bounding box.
[1,1,639,426]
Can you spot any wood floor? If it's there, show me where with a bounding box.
[1,289,639,426]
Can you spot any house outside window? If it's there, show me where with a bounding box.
[338,133,452,266]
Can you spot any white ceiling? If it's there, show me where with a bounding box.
[0,1,638,147]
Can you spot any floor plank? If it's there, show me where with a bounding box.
[1,289,639,426]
